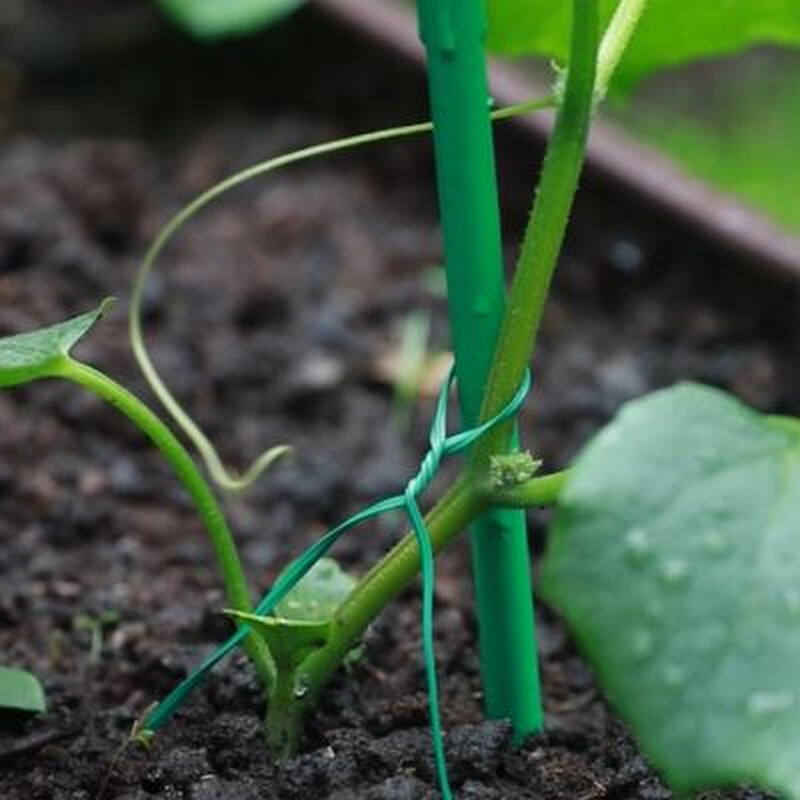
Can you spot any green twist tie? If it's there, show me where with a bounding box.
[140,367,531,800]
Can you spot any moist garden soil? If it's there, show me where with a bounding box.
[1,8,799,799]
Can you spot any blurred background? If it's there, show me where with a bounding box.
[3,0,799,233]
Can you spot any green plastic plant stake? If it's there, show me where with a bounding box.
[416,0,543,736]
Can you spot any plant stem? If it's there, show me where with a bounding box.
[269,465,568,746]
[54,359,276,690]
[472,0,599,470]
[265,667,300,758]
[596,0,648,100]
[268,0,598,752]
[268,476,485,741]
[256,0,600,750]
[482,469,570,509]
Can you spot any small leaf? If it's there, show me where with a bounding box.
[226,559,356,669]
[154,0,304,39]
[487,1,800,93]
[273,557,357,623]
[226,610,330,670]
[0,299,113,388]
[274,557,361,669]
[543,383,800,797]
[0,666,46,717]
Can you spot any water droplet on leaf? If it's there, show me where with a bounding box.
[630,628,655,661]
[644,596,664,621]
[660,558,689,587]
[624,526,652,566]
[746,690,795,718]
[784,588,800,618]
[701,530,728,556]
[662,663,687,689]
[697,621,728,650]
[699,444,720,464]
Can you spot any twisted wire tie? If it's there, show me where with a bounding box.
[140,366,532,800]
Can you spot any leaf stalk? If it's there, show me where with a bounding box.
[54,359,276,691]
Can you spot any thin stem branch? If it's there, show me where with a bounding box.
[596,0,648,100]
[54,359,276,690]
[472,0,599,469]
[482,470,570,509]
[260,1,601,746]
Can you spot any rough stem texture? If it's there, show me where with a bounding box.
[472,0,599,468]
[482,469,569,509]
[267,0,601,751]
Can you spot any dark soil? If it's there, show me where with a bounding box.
[1,7,799,799]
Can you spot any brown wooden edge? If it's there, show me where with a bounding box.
[314,0,800,282]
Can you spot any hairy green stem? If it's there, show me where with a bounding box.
[472,0,599,469]
[265,667,300,758]
[481,469,570,509]
[596,0,648,100]
[54,359,276,689]
[264,0,600,747]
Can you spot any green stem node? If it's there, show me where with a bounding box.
[482,470,569,509]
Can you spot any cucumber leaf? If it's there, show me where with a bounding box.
[0,666,46,717]
[543,383,800,798]
[0,299,112,388]
[154,0,304,39]
[487,1,800,92]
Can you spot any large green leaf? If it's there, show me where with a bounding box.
[154,0,304,39]
[542,383,800,797]
[487,1,800,92]
[0,666,46,717]
[0,300,112,388]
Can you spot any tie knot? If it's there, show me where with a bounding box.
[406,444,443,501]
